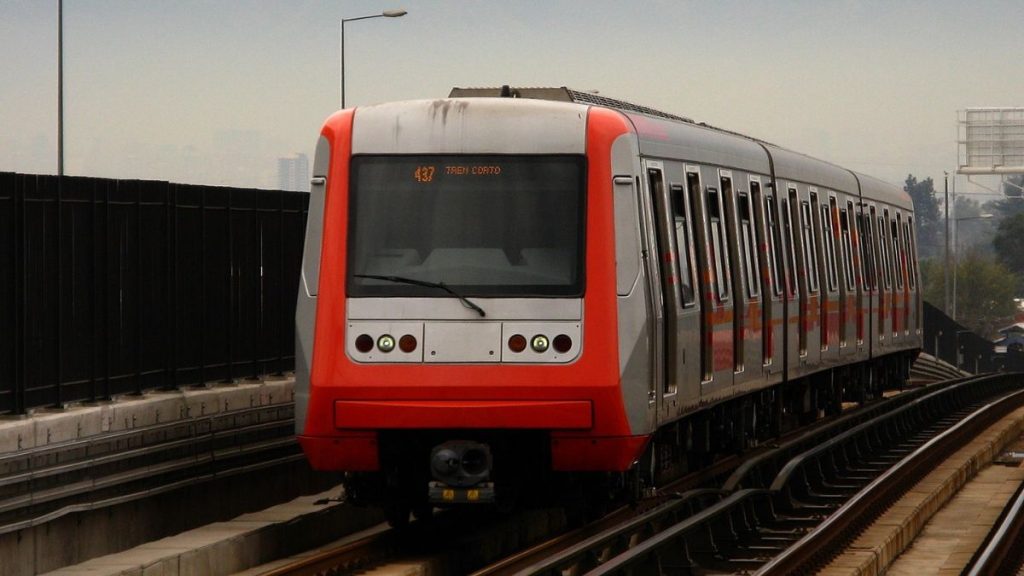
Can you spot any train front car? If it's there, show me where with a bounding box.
[295,99,649,524]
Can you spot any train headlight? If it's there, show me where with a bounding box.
[530,335,550,353]
[377,334,396,353]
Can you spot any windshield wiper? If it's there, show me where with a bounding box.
[353,274,487,317]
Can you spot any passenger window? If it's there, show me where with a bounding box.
[821,201,839,292]
[800,200,820,293]
[764,194,783,298]
[670,182,696,306]
[781,197,798,296]
[858,212,876,290]
[707,186,730,301]
[879,213,892,289]
[892,216,904,290]
[842,202,857,290]
[905,220,917,290]
[738,192,760,299]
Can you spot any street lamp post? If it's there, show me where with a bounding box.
[340,9,407,109]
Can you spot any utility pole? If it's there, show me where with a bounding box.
[944,172,950,315]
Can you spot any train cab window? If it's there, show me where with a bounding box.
[764,194,784,298]
[799,200,820,293]
[738,192,760,299]
[707,186,730,301]
[781,196,799,296]
[347,154,585,297]
[670,182,697,306]
[840,205,856,291]
[821,200,839,293]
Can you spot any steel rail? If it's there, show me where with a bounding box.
[756,386,1024,575]
[502,374,1018,575]
[962,474,1024,576]
[0,403,301,535]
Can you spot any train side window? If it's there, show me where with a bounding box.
[905,219,917,290]
[878,213,892,289]
[738,192,760,299]
[670,182,696,306]
[764,194,783,298]
[800,200,819,293]
[840,205,856,291]
[892,215,904,290]
[707,186,730,301]
[821,200,839,293]
[858,212,876,290]
[781,196,798,296]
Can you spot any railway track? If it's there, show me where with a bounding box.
[962,473,1024,576]
[474,373,1020,575]
[249,375,984,576]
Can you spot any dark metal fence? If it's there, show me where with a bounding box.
[919,300,1024,373]
[0,172,308,414]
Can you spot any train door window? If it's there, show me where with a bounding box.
[891,215,904,291]
[688,170,712,382]
[669,183,697,306]
[707,186,730,301]
[781,196,798,297]
[858,212,876,290]
[764,195,783,298]
[905,219,917,290]
[799,200,820,293]
[738,192,760,299]
[878,212,892,290]
[821,199,839,293]
[840,204,856,291]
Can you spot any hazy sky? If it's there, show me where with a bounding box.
[2,0,1022,192]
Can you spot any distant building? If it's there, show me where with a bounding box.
[277,153,309,192]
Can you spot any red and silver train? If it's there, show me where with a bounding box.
[294,87,921,523]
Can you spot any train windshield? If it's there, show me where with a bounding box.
[347,155,586,297]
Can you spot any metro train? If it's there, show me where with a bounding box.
[294,87,921,525]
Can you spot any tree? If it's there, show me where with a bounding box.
[993,212,1024,281]
[922,247,1019,338]
[904,175,942,260]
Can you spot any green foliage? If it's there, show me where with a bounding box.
[904,175,942,259]
[921,248,1019,338]
[993,212,1024,281]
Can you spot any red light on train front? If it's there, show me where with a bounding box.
[553,334,573,353]
[399,334,417,353]
[355,334,374,353]
[508,334,527,353]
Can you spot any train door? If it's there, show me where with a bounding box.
[735,180,764,387]
[838,199,859,358]
[780,190,801,372]
[754,178,784,374]
[859,203,880,357]
[643,161,701,421]
[721,170,756,389]
[693,166,734,398]
[818,193,841,365]
[638,160,668,424]
[904,217,921,338]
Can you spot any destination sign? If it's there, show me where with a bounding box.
[414,164,503,183]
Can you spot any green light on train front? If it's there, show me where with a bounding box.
[530,335,550,353]
[377,334,396,353]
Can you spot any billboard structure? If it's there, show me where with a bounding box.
[957,108,1024,175]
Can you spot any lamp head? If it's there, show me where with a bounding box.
[383,9,407,17]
